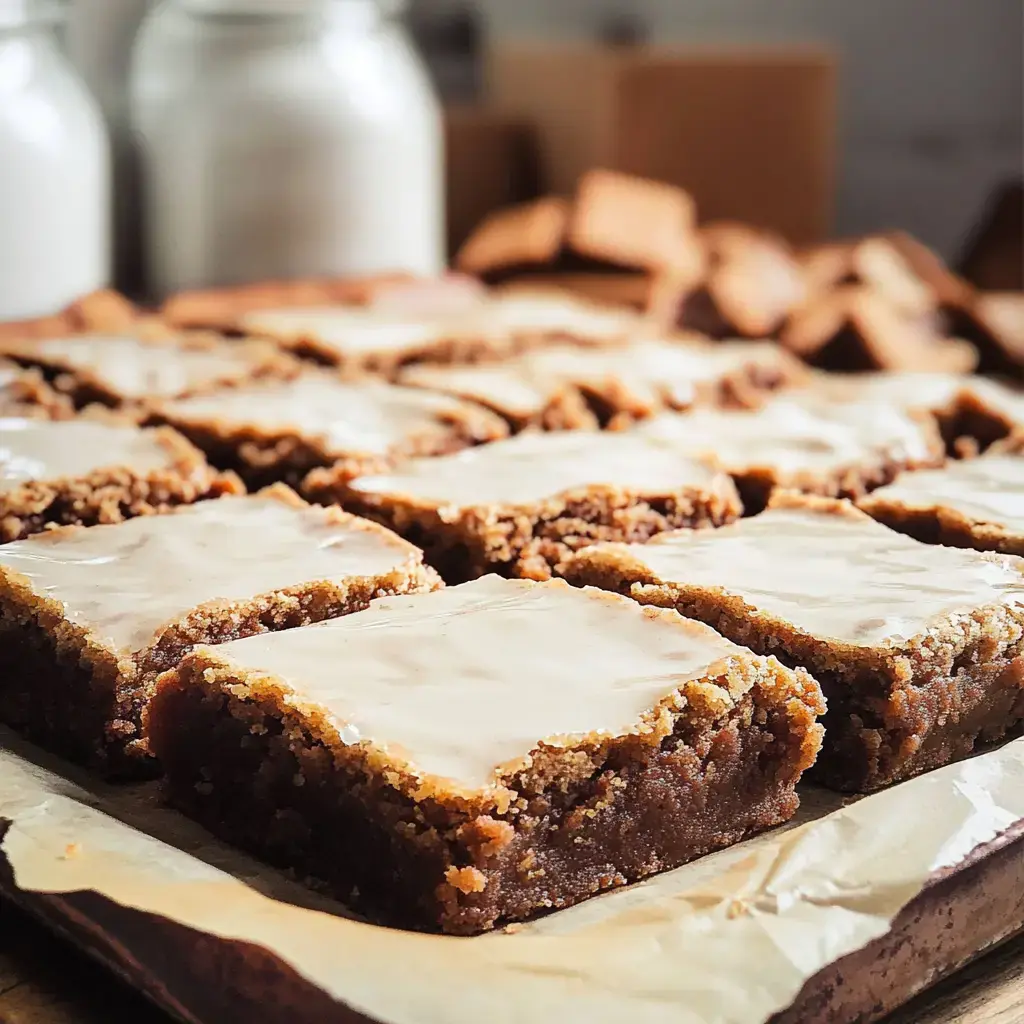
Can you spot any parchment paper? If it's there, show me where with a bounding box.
[3,730,1024,1024]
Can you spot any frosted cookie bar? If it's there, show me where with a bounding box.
[243,291,644,376]
[634,394,945,510]
[1,333,297,409]
[859,435,1024,555]
[398,339,807,430]
[151,371,508,489]
[308,430,742,581]
[0,361,74,419]
[147,576,824,934]
[566,495,1024,791]
[0,487,439,773]
[0,418,241,542]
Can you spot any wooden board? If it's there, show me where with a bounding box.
[2,818,1024,1024]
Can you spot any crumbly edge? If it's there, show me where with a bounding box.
[323,477,743,583]
[4,333,302,410]
[0,427,244,543]
[0,367,76,420]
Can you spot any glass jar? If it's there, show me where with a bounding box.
[0,0,111,320]
[66,0,154,296]
[130,0,445,299]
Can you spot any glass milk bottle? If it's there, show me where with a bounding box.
[130,0,445,299]
[0,0,111,320]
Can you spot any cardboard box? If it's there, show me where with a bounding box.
[444,107,542,258]
[487,45,838,246]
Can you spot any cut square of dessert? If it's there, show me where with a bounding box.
[241,291,645,375]
[307,429,742,582]
[1,332,298,409]
[398,339,807,430]
[0,486,439,774]
[859,435,1024,555]
[566,495,1024,792]
[151,371,508,489]
[0,417,241,543]
[146,576,824,934]
[633,392,945,510]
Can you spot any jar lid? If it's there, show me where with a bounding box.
[0,0,65,29]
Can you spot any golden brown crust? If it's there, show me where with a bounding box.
[0,289,140,343]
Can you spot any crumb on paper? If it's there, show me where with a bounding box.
[61,842,82,860]
[503,923,523,935]
[726,898,751,920]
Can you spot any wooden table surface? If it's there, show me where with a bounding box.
[1,900,1022,1024]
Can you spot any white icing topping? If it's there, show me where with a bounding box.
[603,505,1024,647]
[0,419,180,493]
[0,493,418,652]
[161,373,498,455]
[348,430,728,507]
[202,577,751,789]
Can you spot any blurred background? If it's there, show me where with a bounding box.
[411,0,1023,263]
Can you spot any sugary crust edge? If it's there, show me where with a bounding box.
[149,582,824,817]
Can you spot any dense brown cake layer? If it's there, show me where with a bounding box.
[310,431,742,582]
[1,332,298,409]
[151,372,508,489]
[0,419,242,543]
[566,495,1024,792]
[147,577,824,934]
[0,487,439,773]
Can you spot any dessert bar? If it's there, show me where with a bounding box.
[0,418,241,543]
[634,393,945,510]
[151,371,508,489]
[398,340,807,430]
[859,435,1024,555]
[0,487,439,773]
[1,332,298,409]
[308,430,742,582]
[147,576,824,934]
[566,495,1024,791]
[242,291,644,375]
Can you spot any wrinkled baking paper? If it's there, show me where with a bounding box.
[3,732,1024,1024]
